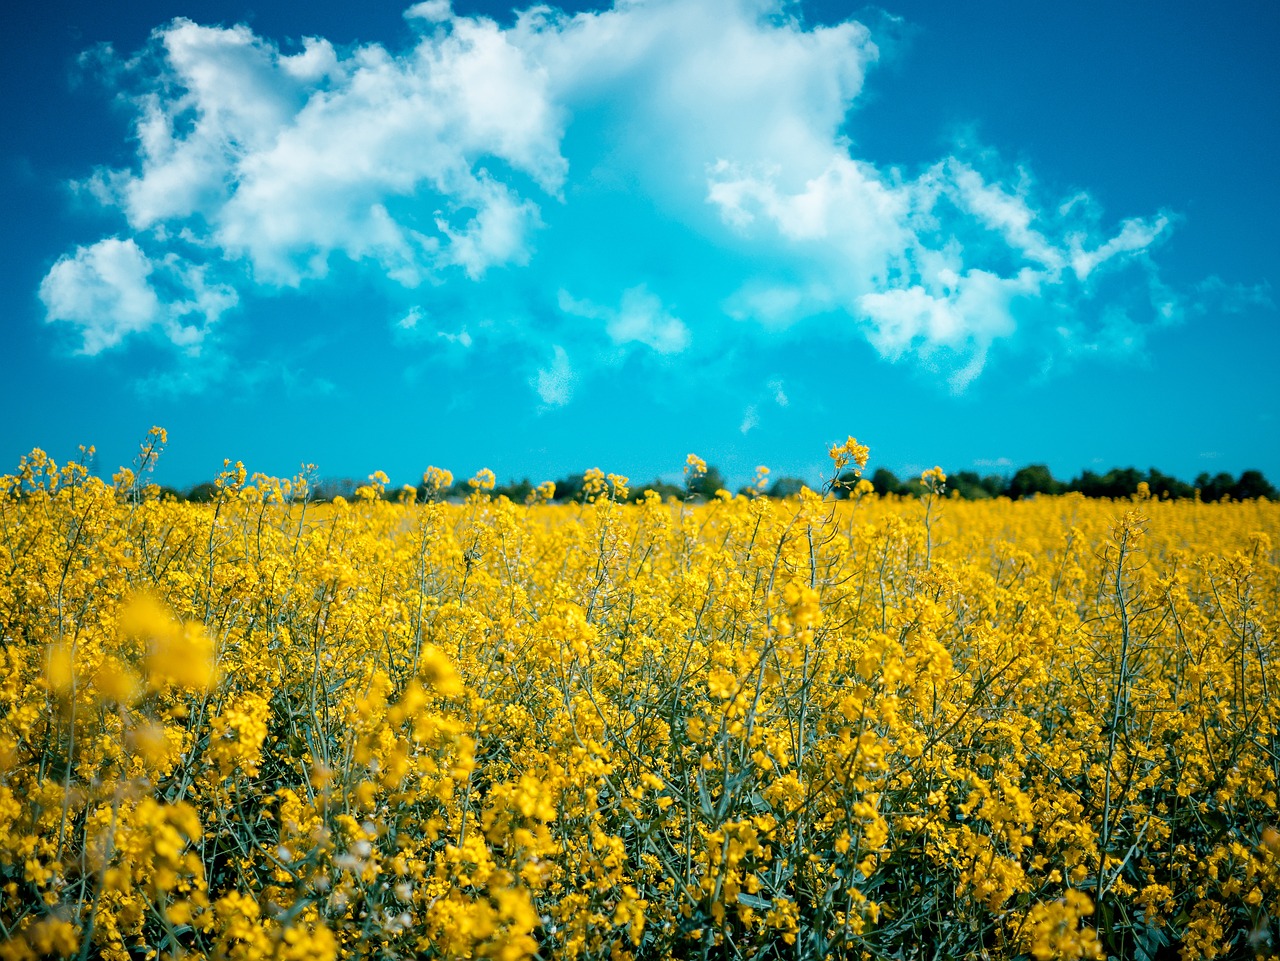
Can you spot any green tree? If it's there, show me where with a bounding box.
[950,471,991,500]
[1144,468,1194,500]
[185,481,218,503]
[980,474,1008,498]
[1008,464,1062,500]
[767,476,806,499]
[1232,469,1276,500]
[1195,472,1236,502]
[1071,467,1141,499]
[633,479,684,502]
[687,465,727,500]
[550,474,585,502]
[869,467,904,496]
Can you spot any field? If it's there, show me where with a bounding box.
[1,439,1278,960]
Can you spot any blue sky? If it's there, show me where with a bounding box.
[3,0,1277,489]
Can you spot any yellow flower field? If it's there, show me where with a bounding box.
[1,435,1277,960]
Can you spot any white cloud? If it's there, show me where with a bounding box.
[710,148,1172,384]
[944,162,1065,272]
[404,1,452,23]
[610,288,690,354]
[1069,214,1170,280]
[81,14,566,290]
[438,328,473,348]
[39,237,234,354]
[769,379,788,407]
[1191,277,1274,314]
[740,405,758,434]
[708,156,911,286]
[46,0,1188,390]
[39,238,159,353]
[1093,306,1147,358]
[397,306,423,330]
[521,0,878,204]
[559,286,690,354]
[396,305,473,349]
[534,344,574,406]
[857,267,1037,391]
[433,180,542,280]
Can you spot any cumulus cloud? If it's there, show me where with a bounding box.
[39,238,159,353]
[77,13,564,295]
[44,0,1191,392]
[405,1,453,24]
[39,237,235,354]
[857,268,1035,391]
[708,149,1175,386]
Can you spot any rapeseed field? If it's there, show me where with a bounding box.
[2,434,1277,959]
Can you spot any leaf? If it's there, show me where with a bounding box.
[1134,918,1170,961]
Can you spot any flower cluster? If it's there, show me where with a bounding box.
[1,436,1277,959]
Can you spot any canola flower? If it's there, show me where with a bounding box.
[0,435,1277,960]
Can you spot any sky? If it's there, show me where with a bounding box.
[3,0,1278,490]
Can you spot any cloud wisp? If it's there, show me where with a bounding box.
[40,0,1189,395]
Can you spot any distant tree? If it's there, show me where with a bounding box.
[1195,471,1236,502]
[767,476,806,499]
[687,465,727,500]
[825,470,857,498]
[495,478,534,502]
[633,479,684,502]
[1071,467,1142,499]
[1232,469,1276,500]
[1145,468,1195,500]
[1071,470,1100,498]
[445,479,473,500]
[870,467,904,496]
[314,478,359,502]
[1008,464,1063,500]
[413,481,445,504]
[550,474,586,503]
[186,481,218,503]
[950,471,991,500]
[900,476,928,498]
[980,474,1008,498]
[1112,467,1144,498]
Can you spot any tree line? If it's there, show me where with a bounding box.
[855,464,1275,502]
[166,463,1275,504]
